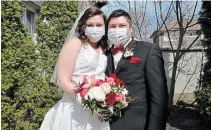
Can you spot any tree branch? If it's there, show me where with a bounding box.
[179,31,201,58]
[159,1,176,58]
[176,60,199,104]
[184,1,198,31]
[139,1,148,32]
[116,1,128,9]
[128,1,131,13]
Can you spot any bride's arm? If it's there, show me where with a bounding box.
[57,38,82,97]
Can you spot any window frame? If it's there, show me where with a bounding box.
[21,3,38,35]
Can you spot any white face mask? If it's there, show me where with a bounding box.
[85,27,105,43]
[107,28,129,47]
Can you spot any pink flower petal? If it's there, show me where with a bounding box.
[79,88,89,98]
[81,84,91,89]
[106,77,114,85]
[90,75,97,86]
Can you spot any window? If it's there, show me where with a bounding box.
[195,42,201,46]
[196,30,200,35]
[186,31,198,37]
[188,31,196,36]
[26,9,35,34]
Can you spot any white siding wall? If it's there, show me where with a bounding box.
[162,51,204,94]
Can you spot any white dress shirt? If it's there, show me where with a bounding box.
[113,38,132,69]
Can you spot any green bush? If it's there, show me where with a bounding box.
[36,1,78,82]
[1,1,78,129]
[1,1,49,129]
[195,88,211,119]
[195,1,211,123]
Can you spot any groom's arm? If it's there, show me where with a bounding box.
[145,44,168,130]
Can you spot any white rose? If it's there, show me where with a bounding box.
[100,82,112,94]
[87,87,106,101]
[122,89,128,95]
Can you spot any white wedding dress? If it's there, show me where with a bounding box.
[40,44,109,130]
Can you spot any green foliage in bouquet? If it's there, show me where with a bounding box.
[82,97,111,113]
[81,98,112,122]
[195,1,211,123]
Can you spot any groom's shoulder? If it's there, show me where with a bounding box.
[135,40,155,50]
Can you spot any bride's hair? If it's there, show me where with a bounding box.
[76,7,108,50]
[94,1,108,9]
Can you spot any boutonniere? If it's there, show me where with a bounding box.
[123,48,134,59]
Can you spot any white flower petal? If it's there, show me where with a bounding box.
[89,87,106,101]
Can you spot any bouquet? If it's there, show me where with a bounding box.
[75,74,132,121]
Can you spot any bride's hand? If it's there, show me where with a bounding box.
[68,86,79,97]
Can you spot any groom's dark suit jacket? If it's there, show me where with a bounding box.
[105,40,168,130]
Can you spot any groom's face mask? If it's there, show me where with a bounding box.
[107,16,132,47]
[107,28,129,47]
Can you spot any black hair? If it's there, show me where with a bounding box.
[107,9,132,25]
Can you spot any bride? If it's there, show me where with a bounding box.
[40,7,109,130]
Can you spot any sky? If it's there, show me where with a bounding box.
[101,0,202,39]
[101,1,201,23]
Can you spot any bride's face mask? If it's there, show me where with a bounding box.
[85,15,105,43]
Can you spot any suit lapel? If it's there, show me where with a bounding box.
[106,49,115,75]
[116,56,125,73]
[116,39,137,73]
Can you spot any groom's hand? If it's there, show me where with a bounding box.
[95,111,110,122]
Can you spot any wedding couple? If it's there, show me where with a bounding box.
[40,7,168,130]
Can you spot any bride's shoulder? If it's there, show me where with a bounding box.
[63,38,83,51]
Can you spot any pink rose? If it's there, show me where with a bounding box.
[105,77,114,85]
[115,94,126,103]
[100,82,112,94]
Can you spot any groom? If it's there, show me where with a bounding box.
[105,10,168,130]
